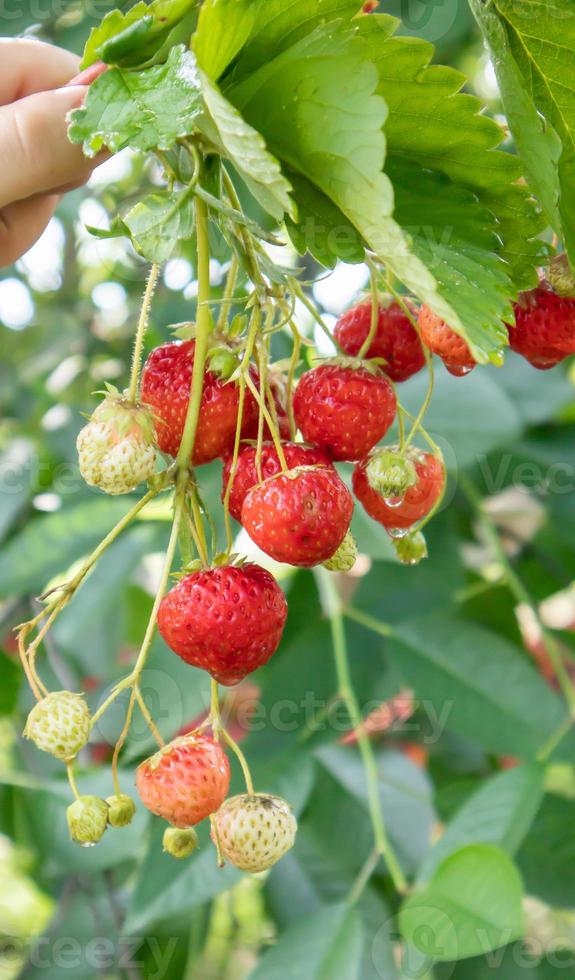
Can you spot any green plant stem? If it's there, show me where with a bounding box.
[348,848,380,906]
[93,197,215,738]
[358,257,380,359]
[538,714,575,761]
[129,263,160,403]
[67,764,81,801]
[217,256,239,333]
[210,679,255,794]
[344,607,394,639]
[316,569,407,894]
[462,475,575,715]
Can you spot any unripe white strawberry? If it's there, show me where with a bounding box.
[67,796,108,846]
[77,389,157,495]
[323,531,358,572]
[163,827,199,859]
[106,794,136,828]
[212,794,297,873]
[24,692,91,762]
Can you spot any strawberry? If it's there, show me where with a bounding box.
[163,827,199,859]
[334,299,425,382]
[24,692,91,762]
[67,796,109,846]
[77,390,157,495]
[106,794,136,828]
[323,530,358,572]
[222,442,331,522]
[418,307,476,376]
[136,734,230,828]
[242,466,354,567]
[353,449,444,531]
[141,340,258,465]
[509,284,575,369]
[212,794,297,873]
[547,254,575,299]
[293,363,396,461]
[157,564,287,686]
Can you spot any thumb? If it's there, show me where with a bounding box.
[0,85,96,208]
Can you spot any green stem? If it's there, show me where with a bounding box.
[210,679,255,794]
[461,475,575,715]
[344,607,394,639]
[316,569,407,894]
[217,256,239,333]
[67,764,81,801]
[129,264,160,403]
[358,257,379,359]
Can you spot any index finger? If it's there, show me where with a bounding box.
[0,38,80,105]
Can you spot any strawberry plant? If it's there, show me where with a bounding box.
[2,0,575,976]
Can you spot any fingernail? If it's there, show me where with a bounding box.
[66,62,107,87]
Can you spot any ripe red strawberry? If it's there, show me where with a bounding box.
[353,449,444,531]
[293,364,396,462]
[510,284,575,369]
[136,734,230,827]
[418,307,476,377]
[334,299,425,382]
[242,466,354,567]
[222,442,331,522]
[141,340,258,465]
[157,564,287,686]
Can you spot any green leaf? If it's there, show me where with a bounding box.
[477,0,575,264]
[389,159,513,357]
[390,614,571,759]
[229,0,368,83]
[358,15,549,292]
[227,21,513,363]
[68,46,203,158]
[249,903,363,980]
[418,764,545,884]
[317,746,436,875]
[0,439,35,543]
[123,188,196,262]
[193,0,257,80]
[197,71,295,221]
[517,793,575,907]
[284,170,366,268]
[81,0,197,69]
[0,497,151,598]
[469,0,562,236]
[400,845,525,962]
[0,649,21,715]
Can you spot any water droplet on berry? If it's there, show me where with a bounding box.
[80,842,97,849]
[388,527,409,539]
[384,496,404,509]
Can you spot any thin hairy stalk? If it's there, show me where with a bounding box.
[316,570,407,893]
[210,679,255,794]
[217,256,239,333]
[358,257,380,359]
[129,263,160,403]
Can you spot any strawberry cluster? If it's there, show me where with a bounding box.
[21,255,575,874]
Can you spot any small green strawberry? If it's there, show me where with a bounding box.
[163,827,199,859]
[394,531,428,565]
[77,388,157,495]
[67,796,109,846]
[24,692,91,762]
[323,531,358,572]
[365,447,417,499]
[547,254,575,299]
[106,794,136,828]
[212,794,297,873]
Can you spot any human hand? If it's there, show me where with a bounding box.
[0,38,105,267]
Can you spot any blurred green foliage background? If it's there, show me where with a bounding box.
[1,2,575,979]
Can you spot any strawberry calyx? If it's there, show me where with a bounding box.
[365,446,418,499]
[546,254,575,299]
